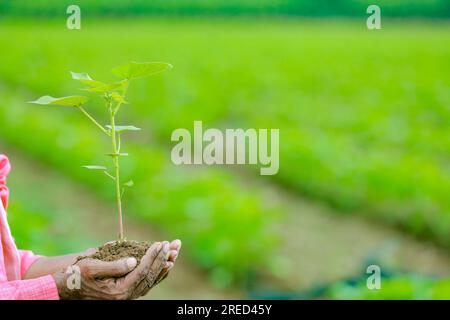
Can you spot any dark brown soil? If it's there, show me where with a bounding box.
[78,240,150,264]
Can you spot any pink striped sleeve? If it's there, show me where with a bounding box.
[0,275,59,300]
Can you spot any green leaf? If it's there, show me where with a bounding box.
[112,62,172,80]
[105,125,141,133]
[71,71,104,87]
[111,92,128,104]
[84,81,126,93]
[124,180,134,187]
[82,165,107,170]
[70,72,92,81]
[28,95,89,107]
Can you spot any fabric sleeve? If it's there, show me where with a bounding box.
[18,250,43,279]
[0,274,59,300]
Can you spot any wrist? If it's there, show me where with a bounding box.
[52,270,74,300]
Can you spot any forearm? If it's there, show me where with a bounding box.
[24,252,84,279]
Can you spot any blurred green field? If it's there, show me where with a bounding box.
[2,0,449,17]
[327,276,450,300]
[0,18,449,294]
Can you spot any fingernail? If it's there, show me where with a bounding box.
[173,239,182,249]
[126,257,137,269]
[156,242,162,251]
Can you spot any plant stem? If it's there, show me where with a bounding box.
[77,106,110,136]
[114,81,129,115]
[109,83,129,241]
[108,94,124,241]
[110,111,124,241]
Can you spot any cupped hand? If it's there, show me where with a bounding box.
[157,239,182,284]
[53,241,169,300]
[129,239,182,299]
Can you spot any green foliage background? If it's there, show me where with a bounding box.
[0,1,449,299]
[1,0,449,17]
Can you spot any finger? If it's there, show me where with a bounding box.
[168,250,178,262]
[84,257,137,278]
[134,242,169,290]
[124,242,166,299]
[170,239,182,251]
[156,261,172,282]
[147,242,170,284]
[122,242,164,286]
[130,258,173,300]
[130,276,151,300]
[156,261,173,285]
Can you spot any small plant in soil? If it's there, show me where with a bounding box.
[29,62,172,262]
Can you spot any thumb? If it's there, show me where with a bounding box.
[87,257,137,278]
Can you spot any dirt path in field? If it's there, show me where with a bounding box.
[1,143,241,299]
[243,174,450,292]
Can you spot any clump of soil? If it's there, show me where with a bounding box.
[78,240,150,264]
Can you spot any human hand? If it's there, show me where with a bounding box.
[53,241,169,300]
[127,239,182,299]
[98,238,182,291]
[156,240,181,284]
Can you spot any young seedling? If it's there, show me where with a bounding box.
[29,62,172,242]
